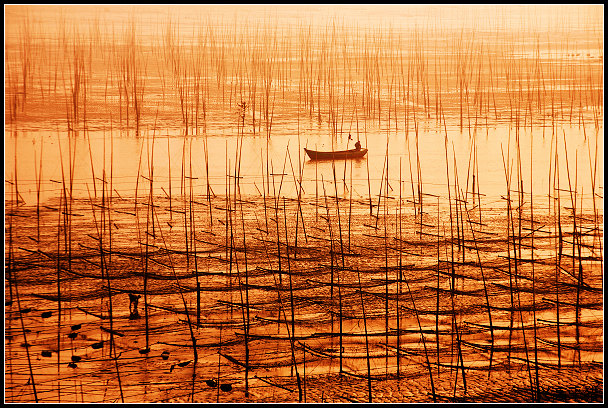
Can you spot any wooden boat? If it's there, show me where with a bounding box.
[304,147,368,160]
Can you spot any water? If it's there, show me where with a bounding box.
[5,5,603,205]
[5,4,603,403]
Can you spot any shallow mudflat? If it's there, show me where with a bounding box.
[5,193,603,403]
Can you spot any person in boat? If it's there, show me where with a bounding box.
[348,133,362,151]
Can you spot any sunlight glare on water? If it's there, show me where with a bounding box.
[4,4,603,206]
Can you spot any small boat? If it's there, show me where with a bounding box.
[304,147,368,160]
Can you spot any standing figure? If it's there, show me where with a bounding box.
[129,293,141,319]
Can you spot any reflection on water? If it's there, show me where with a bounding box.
[4,5,603,207]
[4,4,603,404]
[4,123,603,209]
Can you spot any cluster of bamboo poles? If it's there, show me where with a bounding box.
[5,115,603,402]
[5,10,603,138]
[4,6,603,404]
